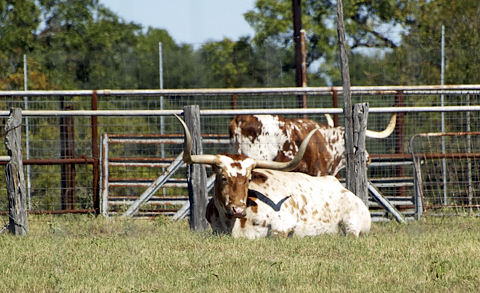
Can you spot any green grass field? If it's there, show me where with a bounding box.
[1,214,479,292]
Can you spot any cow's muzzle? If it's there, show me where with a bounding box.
[227,205,246,218]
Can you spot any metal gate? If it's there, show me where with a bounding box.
[98,131,416,221]
[409,131,480,217]
[99,133,226,218]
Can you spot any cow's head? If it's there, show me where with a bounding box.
[175,114,316,218]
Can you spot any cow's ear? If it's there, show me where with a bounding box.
[205,198,218,224]
[228,118,237,137]
[205,198,213,223]
[251,171,268,183]
[212,165,222,174]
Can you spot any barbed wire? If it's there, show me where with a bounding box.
[2,123,22,139]
[0,216,8,234]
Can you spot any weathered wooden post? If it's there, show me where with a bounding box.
[184,106,209,231]
[5,108,28,235]
[336,0,355,193]
[336,1,369,206]
[353,103,369,206]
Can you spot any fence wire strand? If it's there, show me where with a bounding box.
[1,89,480,217]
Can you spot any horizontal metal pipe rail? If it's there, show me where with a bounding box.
[106,133,230,145]
[1,105,480,117]
[1,84,480,97]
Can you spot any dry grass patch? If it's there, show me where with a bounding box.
[0,214,479,292]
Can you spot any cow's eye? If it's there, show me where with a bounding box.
[221,175,227,182]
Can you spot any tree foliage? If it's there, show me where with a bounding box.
[0,0,40,52]
[0,0,42,90]
[246,0,479,86]
[402,0,480,85]
[0,0,478,91]
[245,0,415,76]
[348,0,480,86]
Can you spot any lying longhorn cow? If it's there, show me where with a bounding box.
[229,114,396,177]
[175,114,371,238]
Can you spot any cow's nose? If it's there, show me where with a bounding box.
[231,206,246,218]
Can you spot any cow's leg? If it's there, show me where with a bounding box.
[339,212,363,237]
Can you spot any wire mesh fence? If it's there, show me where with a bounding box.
[1,86,480,218]
[410,132,480,215]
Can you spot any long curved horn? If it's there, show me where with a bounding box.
[325,114,334,127]
[174,114,218,165]
[254,129,317,171]
[366,113,397,139]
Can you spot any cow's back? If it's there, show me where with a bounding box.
[236,169,371,238]
[229,115,345,176]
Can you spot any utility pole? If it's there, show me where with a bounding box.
[293,0,307,113]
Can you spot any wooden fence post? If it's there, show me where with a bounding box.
[184,106,209,231]
[353,103,369,206]
[336,0,355,192]
[5,108,28,235]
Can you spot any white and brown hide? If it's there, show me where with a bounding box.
[174,114,370,239]
[205,155,371,239]
[229,114,396,177]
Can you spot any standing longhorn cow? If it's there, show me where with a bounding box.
[229,114,396,177]
[175,114,371,238]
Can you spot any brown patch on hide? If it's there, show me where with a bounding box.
[229,115,263,144]
[226,153,250,161]
[300,207,307,215]
[290,199,299,210]
[248,199,258,214]
[247,190,259,213]
[331,131,340,144]
[251,171,268,184]
[301,194,307,204]
[230,161,242,169]
[240,217,247,228]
